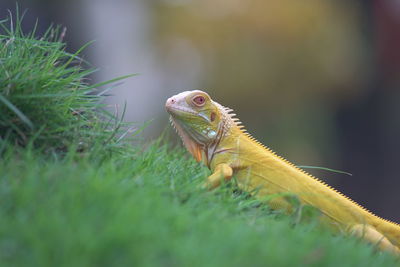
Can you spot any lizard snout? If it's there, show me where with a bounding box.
[165,97,176,112]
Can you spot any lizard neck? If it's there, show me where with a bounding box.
[202,126,242,168]
[202,105,236,167]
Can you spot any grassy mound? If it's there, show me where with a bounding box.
[0,144,398,267]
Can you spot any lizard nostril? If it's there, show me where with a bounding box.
[165,98,176,110]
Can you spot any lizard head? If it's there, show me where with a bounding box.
[165,90,223,162]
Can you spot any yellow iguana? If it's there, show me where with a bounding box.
[165,90,400,255]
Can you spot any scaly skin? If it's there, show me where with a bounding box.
[165,90,400,255]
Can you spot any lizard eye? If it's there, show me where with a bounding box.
[192,95,206,106]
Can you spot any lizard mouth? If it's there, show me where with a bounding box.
[166,105,197,117]
[165,99,210,123]
[165,97,197,118]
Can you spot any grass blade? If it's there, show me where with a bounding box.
[297,165,352,176]
[87,74,137,90]
[0,93,33,129]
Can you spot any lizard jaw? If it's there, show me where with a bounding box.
[165,103,197,117]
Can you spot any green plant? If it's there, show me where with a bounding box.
[0,11,134,153]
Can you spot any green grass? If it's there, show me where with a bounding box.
[0,11,134,152]
[0,9,399,267]
[0,143,398,267]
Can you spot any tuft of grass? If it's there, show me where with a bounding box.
[0,11,134,153]
[0,142,398,267]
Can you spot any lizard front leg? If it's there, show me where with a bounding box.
[203,163,233,190]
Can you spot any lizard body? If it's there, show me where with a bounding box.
[165,90,400,255]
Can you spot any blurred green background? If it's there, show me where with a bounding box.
[1,0,399,221]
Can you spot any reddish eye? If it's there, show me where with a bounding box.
[192,95,206,106]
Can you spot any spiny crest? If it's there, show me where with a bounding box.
[215,103,400,227]
[213,102,246,134]
[169,117,181,139]
[213,102,235,135]
[169,116,187,146]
